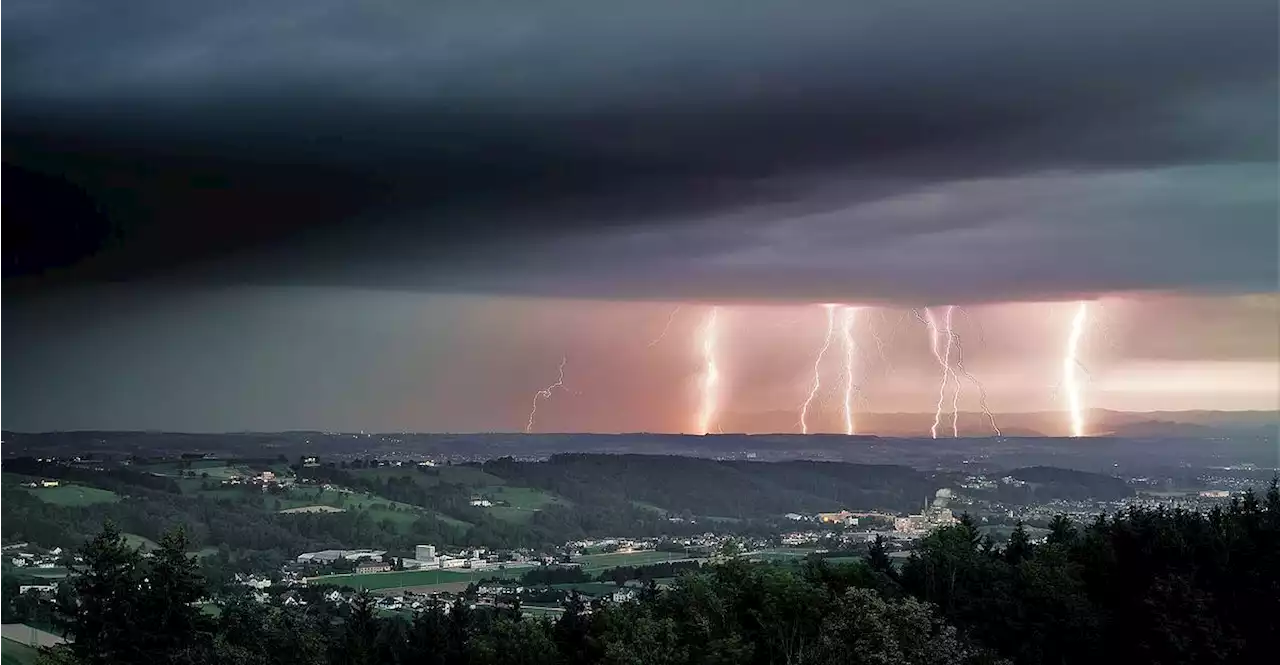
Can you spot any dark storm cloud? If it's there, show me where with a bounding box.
[4,0,1277,302]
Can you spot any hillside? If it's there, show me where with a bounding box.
[482,454,931,517]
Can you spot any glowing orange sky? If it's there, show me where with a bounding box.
[4,288,1276,433]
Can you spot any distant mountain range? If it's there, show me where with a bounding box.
[719,409,1279,438]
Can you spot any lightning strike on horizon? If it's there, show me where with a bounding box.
[799,304,838,434]
[946,307,961,437]
[840,307,859,435]
[922,307,958,439]
[525,356,567,433]
[646,305,682,348]
[948,325,1002,436]
[695,307,721,435]
[1064,301,1089,437]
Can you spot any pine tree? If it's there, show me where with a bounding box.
[1005,521,1034,565]
[338,590,380,665]
[57,522,145,665]
[140,527,211,662]
[867,534,894,574]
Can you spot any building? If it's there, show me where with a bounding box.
[296,549,386,563]
[260,471,276,482]
[1199,490,1230,498]
[469,498,493,507]
[355,562,392,574]
[415,545,437,561]
[438,556,466,569]
[816,510,859,526]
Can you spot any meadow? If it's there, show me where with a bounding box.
[315,565,524,590]
[23,484,120,507]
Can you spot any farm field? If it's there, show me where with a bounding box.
[315,565,526,591]
[574,551,691,571]
[480,486,571,522]
[747,547,821,562]
[123,533,160,550]
[23,484,120,507]
[1,638,39,665]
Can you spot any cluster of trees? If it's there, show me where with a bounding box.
[895,483,1280,664]
[983,466,1134,503]
[596,560,703,587]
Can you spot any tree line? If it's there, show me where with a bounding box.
[27,480,1280,665]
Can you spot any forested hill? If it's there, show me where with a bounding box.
[482,454,932,516]
[1007,466,1132,501]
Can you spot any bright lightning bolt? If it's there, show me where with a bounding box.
[799,304,838,434]
[646,305,682,348]
[695,307,720,435]
[946,307,961,438]
[525,356,567,433]
[922,307,957,439]
[1064,301,1089,437]
[948,324,1001,436]
[839,307,859,435]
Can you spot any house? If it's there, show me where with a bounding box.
[355,561,392,574]
[40,480,60,488]
[469,498,493,507]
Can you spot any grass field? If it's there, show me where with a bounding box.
[748,548,820,561]
[123,533,160,550]
[24,484,120,507]
[1,638,40,665]
[481,486,570,523]
[574,551,690,571]
[317,566,522,590]
[280,488,473,529]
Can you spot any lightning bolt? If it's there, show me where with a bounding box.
[525,356,567,433]
[948,325,1001,436]
[1064,301,1089,437]
[865,310,896,373]
[799,304,838,434]
[839,307,859,435]
[646,305,682,348]
[946,307,962,437]
[922,307,957,439]
[695,307,720,435]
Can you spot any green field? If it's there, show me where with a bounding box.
[123,533,160,550]
[1,638,40,665]
[274,488,472,529]
[748,548,820,561]
[480,486,570,523]
[24,484,120,507]
[316,566,522,590]
[574,551,690,571]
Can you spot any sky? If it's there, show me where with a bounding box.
[3,1,1278,434]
